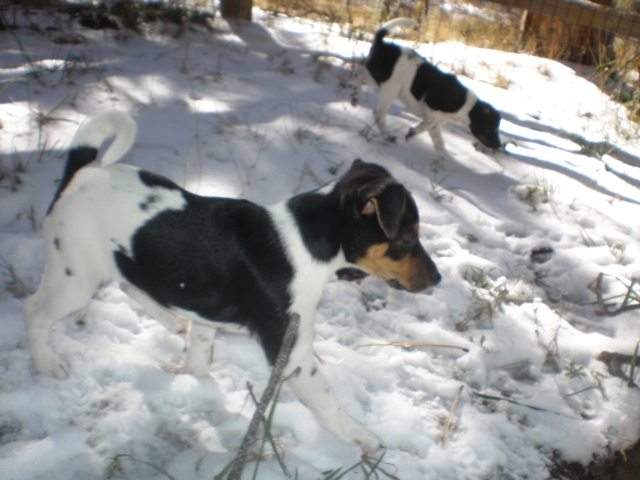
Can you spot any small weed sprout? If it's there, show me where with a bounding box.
[538,62,553,79]
[0,257,30,298]
[35,93,76,128]
[465,266,493,290]
[313,60,332,83]
[510,174,554,211]
[267,51,295,75]
[580,230,627,263]
[460,268,526,329]
[0,152,27,192]
[293,125,322,144]
[609,240,626,263]
[493,73,512,89]
[564,360,586,380]
[465,233,479,243]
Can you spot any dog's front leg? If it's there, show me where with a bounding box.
[405,119,434,141]
[185,322,214,376]
[285,325,380,452]
[405,110,441,146]
[372,83,403,143]
[349,63,368,107]
[350,72,364,107]
[427,123,447,154]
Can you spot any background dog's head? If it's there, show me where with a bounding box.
[469,101,502,150]
[336,160,441,292]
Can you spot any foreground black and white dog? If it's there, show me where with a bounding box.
[23,111,441,452]
[350,18,501,154]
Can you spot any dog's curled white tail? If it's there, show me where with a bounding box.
[380,17,418,32]
[71,110,137,167]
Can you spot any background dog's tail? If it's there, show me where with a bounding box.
[376,17,418,43]
[47,111,137,214]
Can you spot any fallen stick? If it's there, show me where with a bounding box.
[227,313,300,480]
[358,341,469,353]
[441,386,464,445]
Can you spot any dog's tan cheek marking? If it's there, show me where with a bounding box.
[356,243,392,279]
[357,243,420,287]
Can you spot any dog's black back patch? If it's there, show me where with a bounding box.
[410,62,467,113]
[288,193,341,262]
[366,28,402,85]
[47,146,98,215]
[114,191,294,364]
[138,170,181,190]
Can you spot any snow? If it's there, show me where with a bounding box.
[1,8,640,480]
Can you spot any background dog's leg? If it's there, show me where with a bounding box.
[284,320,380,452]
[350,65,365,107]
[428,123,447,153]
[23,270,100,378]
[373,84,402,143]
[406,119,432,141]
[185,322,214,376]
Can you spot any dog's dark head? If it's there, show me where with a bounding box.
[469,100,501,150]
[335,160,441,292]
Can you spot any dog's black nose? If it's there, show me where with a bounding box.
[430,269,442,286]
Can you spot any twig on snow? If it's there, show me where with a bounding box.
[441,386,464,445]
[226,313,300,480]
[358,340,469,353]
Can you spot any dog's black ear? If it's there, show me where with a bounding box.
[361,183,406,239]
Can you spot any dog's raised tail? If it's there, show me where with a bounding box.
[71,110,137,168]
[375,17,418,43]
[47,111,137,214]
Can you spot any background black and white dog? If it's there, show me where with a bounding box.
[350,17,502,154]
[23,111,441,452]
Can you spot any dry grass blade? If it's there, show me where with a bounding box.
[441,385,463,445]
[594,273,640,316]
[358,341,469,352]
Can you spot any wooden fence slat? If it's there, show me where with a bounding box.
[485,0,640,40]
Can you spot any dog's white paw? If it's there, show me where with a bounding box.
[32,351,69,379]
[333,418,380,453]
[185,363,211,377]
[352,427,381,454]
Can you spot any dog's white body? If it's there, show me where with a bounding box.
[23,112,403,452]
[358,48,480,151]
[350,18,501,154]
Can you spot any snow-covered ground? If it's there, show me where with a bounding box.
[1,9,640,480]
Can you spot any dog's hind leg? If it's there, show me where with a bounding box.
[120,284,214,376]
[406,118,447,154]
[184,322,214,376]
[23,262,102,378]
[120,283,188,334]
